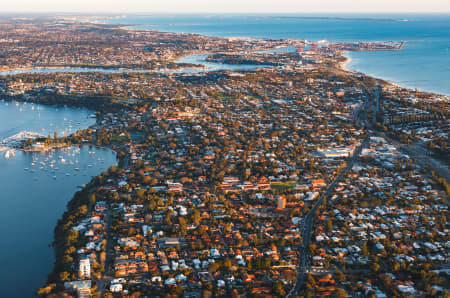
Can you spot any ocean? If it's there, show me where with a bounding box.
[102,14,450,95]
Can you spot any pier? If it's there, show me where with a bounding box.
[0,131,45,148]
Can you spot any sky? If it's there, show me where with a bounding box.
[1,0,449,13]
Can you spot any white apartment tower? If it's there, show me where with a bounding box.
[79,258,91,279]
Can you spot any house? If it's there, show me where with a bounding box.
[110,283,123,293]
[277,195,286,209]
[64,281,91,298]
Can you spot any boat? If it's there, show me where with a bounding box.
[4,149,15,159]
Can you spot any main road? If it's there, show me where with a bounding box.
[288,81,448,297]
[287,136,369,297]
[287,80,374,297]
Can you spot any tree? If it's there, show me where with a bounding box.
[63,254,73,264]
[208,262,220,273]
[306,273,316,287]
[362,241,369,256]
[336,269,345,282]
[59,271,70,282]
[78,205,88,217]
[192,209,201,225]
[163,212,173,227]
[223,258,232,270]
[136,189,145,200]
[334,288,348,297]
[112,191,120,201]
[178,217,187,236]
[66,229,79,245]
[89,193,96,207]
[326,219,333,233]
[247,260,252,270]
[36,284,55,296]
[371,262,380,272]
[263,257,271,269]
[273,281,286,296]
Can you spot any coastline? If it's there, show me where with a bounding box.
[3,19,446,296]
[338,52,420,95]
[339,54,355,74]
[342,51,449,97]
[0,99,118,296]
[12,16,446,298]
[7,19,445,97]
[112,19,449,97]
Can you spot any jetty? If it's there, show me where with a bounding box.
[0,131,45,148]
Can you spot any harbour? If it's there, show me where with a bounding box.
[0,100,117,297]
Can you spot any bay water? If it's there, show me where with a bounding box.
[103,13,450,95]
[0,101,116,297]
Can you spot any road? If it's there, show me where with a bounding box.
[361,83,449,183]
[97,147,129,296]
[386,135,449,183]
[288,82,374,297]
[288,82,448,297]
[287,137,369,297]
[369,85,448,183]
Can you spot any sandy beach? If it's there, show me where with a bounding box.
[337,51,445,96]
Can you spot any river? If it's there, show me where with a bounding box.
[2,14,449,95]
[0,100,117,297]
[0,50,271,297]
[0,54,271,76]
[102,14,450,95]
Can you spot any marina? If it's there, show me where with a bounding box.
[0,99,95,145]
[0,101,117,298]
[0,131,45,149]
[0,12,448,297]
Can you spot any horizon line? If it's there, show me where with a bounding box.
[1,11,450,15]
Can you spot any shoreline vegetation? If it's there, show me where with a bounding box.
[0,18,448,297]
[0,63,205,74]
